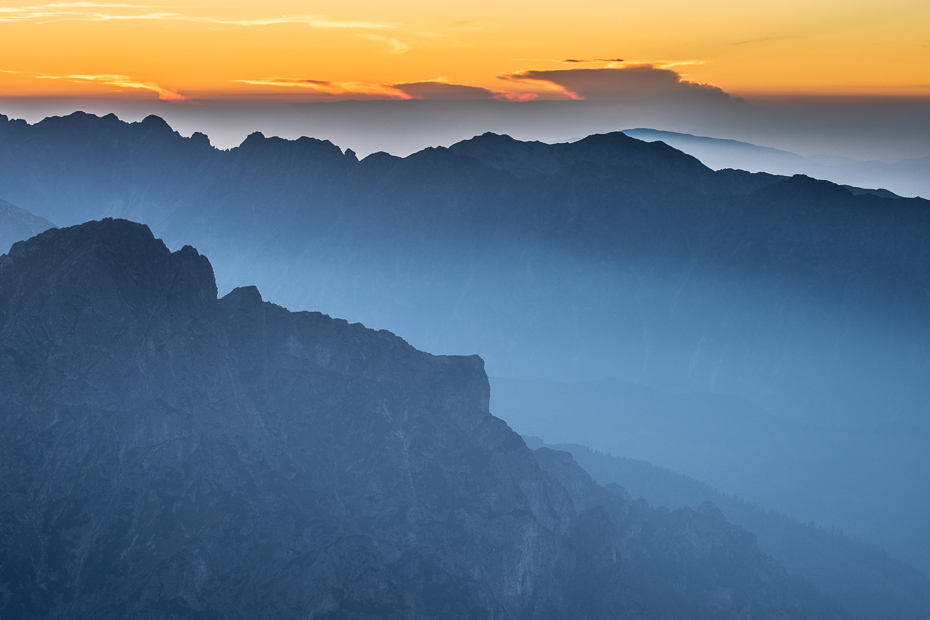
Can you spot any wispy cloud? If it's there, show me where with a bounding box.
[511,58,704,71]
[731,38,773,46]
[209,17,389,29]
[562,58,625,63]
[232,78,411,99]
[35,73,184,100]
[451,20,499,30]
[496,74,583,100]
[358,34,412,54]
[650,60,707,69]
[0,3,391,29]
[495,91,539,102]
[232,77,546,102]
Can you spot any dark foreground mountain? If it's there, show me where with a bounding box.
[1,111,929,575]
[0,198,53,254]
[524,438,930,620]
[0,220,848,619]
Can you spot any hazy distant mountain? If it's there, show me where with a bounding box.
[0,219,849,619]
[2,112,930,578]
[524,437,930,620]
[622,127,930,199]
[494,377,930,575]
[0,198,53,254]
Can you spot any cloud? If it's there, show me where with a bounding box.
[34,73,184,100]
[358,34,412,54]
[213,17,389,29]
[0,3,391,29]
[731,38,774,46]
[232,78,411,100]
[391,81,497,100]
[232,78,544,102]
[496,74,583,100]
[562,58,625,63]
[498,65,731,101]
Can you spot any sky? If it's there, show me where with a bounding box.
[0,0,928,162]
[0,0,928,99]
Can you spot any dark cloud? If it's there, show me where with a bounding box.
[391,82,497,100]
[499,65,732,101]
[562,58,624,63]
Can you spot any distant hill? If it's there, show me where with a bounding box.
[622,127,930,199]
[0,198,53,254]
[525,437,930,620]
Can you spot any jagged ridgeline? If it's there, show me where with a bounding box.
[0,220,848,619]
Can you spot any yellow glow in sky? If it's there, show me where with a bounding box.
[0,0,928,101]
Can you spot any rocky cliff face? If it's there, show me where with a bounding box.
[0,220,847,619]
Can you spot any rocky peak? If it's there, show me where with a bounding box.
[1,219,216,321]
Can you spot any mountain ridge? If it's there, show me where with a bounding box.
[1,112,929,580]
[621,127,930,199]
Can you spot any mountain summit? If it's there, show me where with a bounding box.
[0,220,847,619]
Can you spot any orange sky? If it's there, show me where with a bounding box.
[0,0,928,101]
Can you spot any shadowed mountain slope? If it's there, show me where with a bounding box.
[0,219,849,619]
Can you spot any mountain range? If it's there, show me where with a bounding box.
[0,111,928,580]
[1,112,928,423]
[0,219,852,619]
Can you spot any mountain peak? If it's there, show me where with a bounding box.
[447,129,714,185]
[139,114,173,131]
[0,218,217,323]
[222,284,263,305]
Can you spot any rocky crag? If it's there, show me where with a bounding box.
[0,220,846,619]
